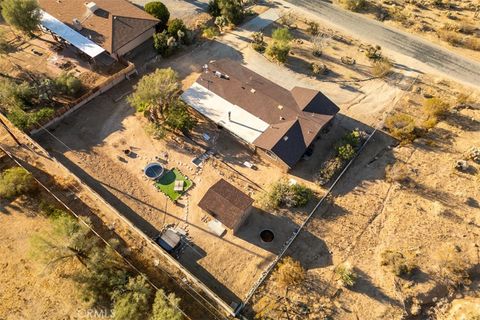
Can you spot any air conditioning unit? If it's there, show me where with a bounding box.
[85,2,98,13]
[72,18,83,31]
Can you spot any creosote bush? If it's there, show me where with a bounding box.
[274,256,306,289]
[55,72,83,97]
[340,0,366,12]
[371,57,393,78]
[0,167,36,199]
[202,26,220,39]
[260,179,313,210]
[385,113,417,143]
[381,250,416,277]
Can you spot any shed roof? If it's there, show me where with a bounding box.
[198,179,254,230]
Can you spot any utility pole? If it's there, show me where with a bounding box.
[0,116,21,146]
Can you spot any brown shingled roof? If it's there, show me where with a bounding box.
[198,179,254,230]
[38,0,158,54]
[194,60,340,168]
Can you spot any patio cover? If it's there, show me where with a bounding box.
[40,11,105,58]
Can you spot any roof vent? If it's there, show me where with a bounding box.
[277,105,283,110]
[72,18,83,31]
[250,88,256,94]
[279,116,285,120]
[85,2,99,13]
[283,136,289,141]
[214,71,230,79]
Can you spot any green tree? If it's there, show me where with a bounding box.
[144,2,170,30]
[164,100,197,133]
[112,276,153,320]
[167,18,187,42]
[150,290,183,320]
[127,68,181,122]
[73,242,130,306]
[30,215,98,270]
[0,167,36,198]
[153,31,174,57]
[1,0,41,36]
[218,0,244,25]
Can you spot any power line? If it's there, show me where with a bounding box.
[0,145,193,320]
[13,120,229,320]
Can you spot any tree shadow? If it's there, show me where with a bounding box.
[444,111,480,132]
[350,268,402,308]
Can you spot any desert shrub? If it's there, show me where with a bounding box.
[0,167,36,199]
[316,157,345,185]
[153,31,173,56]
[260,179,313,209]
[38,200,68,218]
[251,31,265,52]
[266,41,290,63]
[7,106,55,130]
[306,21,320,35]
[337,143,355,161]
[437,29,463,46]
[144,1,170,30]
[385,113,417,143]
[371,57,393,78]
[215,15,229,32]
[435,246,471,287]
[423,97,449,119]
[164,100,197,133]
[365,45,383,61]
[274,256,306,289]
[202,26,220,39]
[458,22,476,35]
[209,0,244,25]
[112,276,153,320]
[335,263,357,287]
[167,18,187,42]
[55,73,83,97]
[388,7,411,27]
[272,28,293,42]
[311,62,328,75]
[311,34,330,57]
[0,79,35,112]
[464,37,480,51]
[279,10,297,29]
[342,129,366,148]
[30,107,55,124]
[381,250,416,277]
[340,0,366,12]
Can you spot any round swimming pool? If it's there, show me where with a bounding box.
[144,162,165,180]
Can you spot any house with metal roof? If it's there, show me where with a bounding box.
[38,0,158,61]
[181,60,340,171]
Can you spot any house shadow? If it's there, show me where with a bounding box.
[290,114,396,197]
[235,208,332,269]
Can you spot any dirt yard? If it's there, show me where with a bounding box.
[251,75,480,319]
[334,0,480,62]
[0,155,90,319]
[31,6,420,310]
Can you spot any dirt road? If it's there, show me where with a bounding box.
[284,0,480,88]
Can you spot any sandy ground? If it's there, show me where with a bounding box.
[33,8,413,308]
[0,158,89,319]
[252,76,480,319]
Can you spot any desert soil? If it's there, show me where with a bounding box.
[253,75,480,319]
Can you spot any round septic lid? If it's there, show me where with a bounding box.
[260,230,274,243]
[144,162,164,180]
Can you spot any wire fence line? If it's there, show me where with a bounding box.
[0,115,231,320]
[242,74,420,308]
[0,145,194,320]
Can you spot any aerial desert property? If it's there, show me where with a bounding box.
[0,0,479,319]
